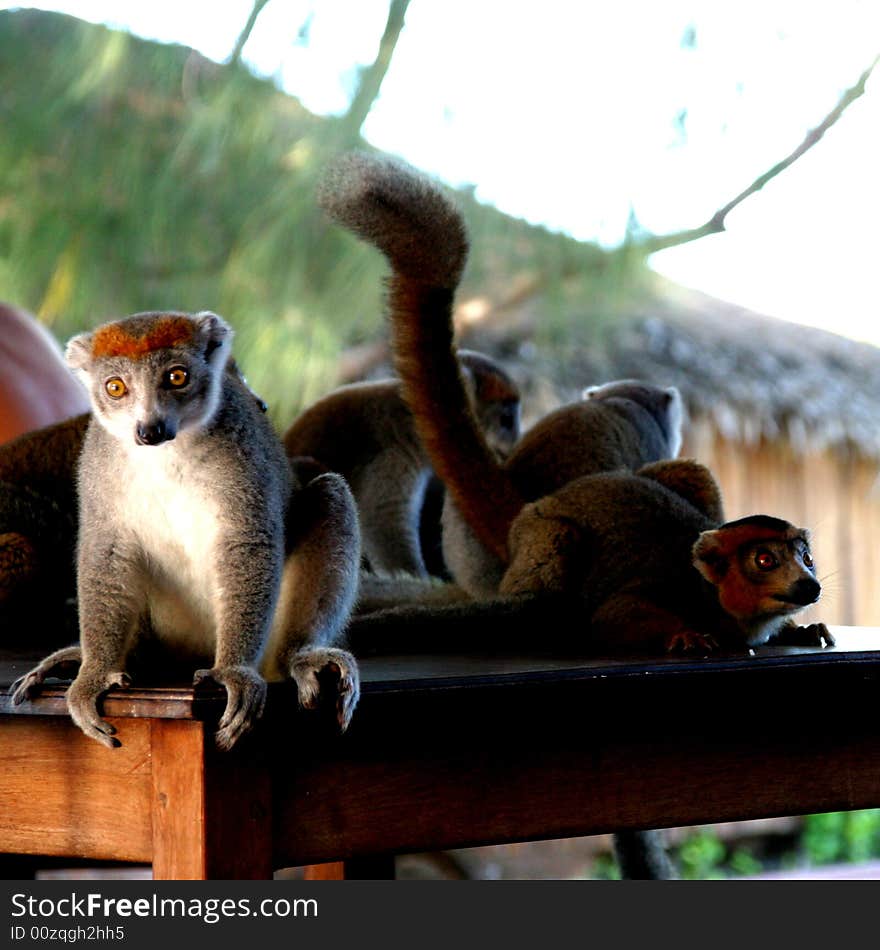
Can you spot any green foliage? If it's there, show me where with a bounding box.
[801,809,880,866]
[676,830,727,879]
[0,9,639,425]
[590,853,622,880]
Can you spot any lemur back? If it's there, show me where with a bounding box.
[283,349,521,578]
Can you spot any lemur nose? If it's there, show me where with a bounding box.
[135,420,169,446]
[791,577,821,605]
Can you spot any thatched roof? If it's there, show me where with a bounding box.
[469,277,880,461]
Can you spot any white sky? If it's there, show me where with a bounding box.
[5,1,880,344]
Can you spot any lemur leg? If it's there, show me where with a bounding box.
[64,538,141,748]
[10,644,83,704]
[354,454,429,577]
[590,594,718,656]
[500,507,585,596]
[193,527,283,751]
[268,473,361,730]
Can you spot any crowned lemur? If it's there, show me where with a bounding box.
[13,311,361,750]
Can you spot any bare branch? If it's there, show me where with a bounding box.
[229,0,272,67]
[339,0,411,142]
[638,54,880,255]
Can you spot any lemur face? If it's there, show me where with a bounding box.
[693,515,821,622]
[65,311,231,447]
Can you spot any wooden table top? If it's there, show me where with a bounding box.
[2,626,879,722]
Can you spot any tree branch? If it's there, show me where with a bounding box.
[638,53,880,255]
[339,0,411,143]
[229,0,272,67]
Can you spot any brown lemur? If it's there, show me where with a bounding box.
[318,152,830,881]
[283,349,521,579]
[317,153,684,601]
[11,312,361,750]
[0,362,267,644]
[319,151,830,652]
[0,412,89,644]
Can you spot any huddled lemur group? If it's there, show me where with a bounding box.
[2,153,830,876]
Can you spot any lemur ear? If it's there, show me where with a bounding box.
[692,529,729,584]
[193,311,233,363]
[65,333,94,372]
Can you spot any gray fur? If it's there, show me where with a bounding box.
[442,380,684,600]
[317,152,468,288]
[284,350,520,580]
[13,311,361,749]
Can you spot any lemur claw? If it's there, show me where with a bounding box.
[290,647,360,731]
[66,668,130,749]
[194,665,267,750]
[783,622,835,648]
[665,630,718,656]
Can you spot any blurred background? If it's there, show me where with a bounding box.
[2,0,879,879]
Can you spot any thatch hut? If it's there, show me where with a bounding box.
[456,276,880,628]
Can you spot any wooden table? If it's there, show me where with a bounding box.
[1,627,880,879]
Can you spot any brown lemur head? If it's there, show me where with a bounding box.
[692,514,821,645]
[583,380,684,459]
[65,311,232,447]
[458,350,522,459]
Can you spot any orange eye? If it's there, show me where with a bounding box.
[803,551,814,568]
[755,549,778,572]
[105,377,127,399]
[165,366,189,388]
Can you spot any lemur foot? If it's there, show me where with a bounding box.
[665,630,718,656]
[194,665,267,751]
[66,667,131,749]
[776,622,835,648]
[11,645,83,705]
[290,647,360,732]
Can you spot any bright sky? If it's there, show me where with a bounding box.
[6,1,880,344]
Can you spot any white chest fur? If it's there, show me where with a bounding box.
[117,443,221,651]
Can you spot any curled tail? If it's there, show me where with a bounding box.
[319,152,523,562]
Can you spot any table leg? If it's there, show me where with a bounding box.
[150,719,272,879]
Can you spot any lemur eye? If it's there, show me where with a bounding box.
[803,551,814,568]
[105,377,127,399]
[164,366,189,389]
[755,549,778,572]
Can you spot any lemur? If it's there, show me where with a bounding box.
[317,152,831,880]
[347,464,830,656]
[0,362,266,642]
[316,152,830,648]
[283,349,521,578]
[11,312,361,750]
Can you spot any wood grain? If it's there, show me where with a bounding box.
[150,719,273,880]
[0,716,152,862]
[2,632,880,878]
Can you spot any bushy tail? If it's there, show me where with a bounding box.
[319,152,523,562]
